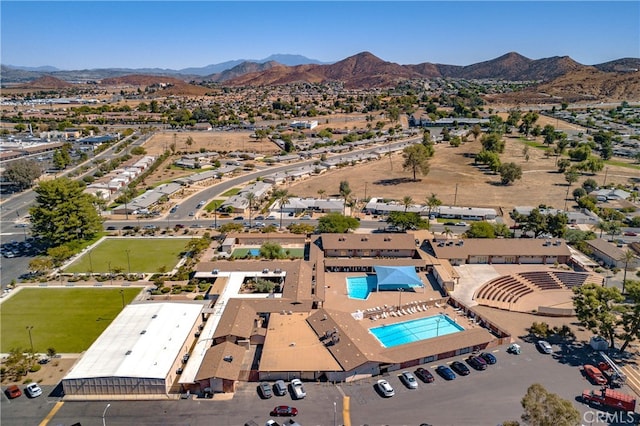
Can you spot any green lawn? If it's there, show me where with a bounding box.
[205,199,224,212]
[1,288,140,353]
[65,238,191,273]
[221,188,240,197]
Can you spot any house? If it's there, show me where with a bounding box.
[590,189,631,202]
[585,239,640,268]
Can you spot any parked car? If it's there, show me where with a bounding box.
[270,406,298,417]
[259,382,273,399]
[583,364,608,385]
[624,231,637,236]
[507,343,521,354]
[300,215,311,220]
[25,383,42,398]
[255,215,265,221]
[415,367,435,383]
[376,379,395,397]
[290,378,306,399]
[400,371,418,389]
[480,352,497,365]
[537,340,553,354]
[436,365,456,380]
[444,222,456,226]
[451,361,471,376]
[233,216,245,221]
[5,385,22,399]
[455,221,467,226]
[467,355,488,370]
[188,211,195,216]
[274,380,287,396]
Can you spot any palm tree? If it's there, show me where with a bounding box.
[274,189,290,230]
[244,192,256,229]
[443,226,453,240]
[317,189,326,200]
[426,193,442,218]
[402,196,413,212]
[595,221,609,238]
[620,249,637,294]
[339,181,352,216]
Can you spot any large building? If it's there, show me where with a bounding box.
[62,302,204,397]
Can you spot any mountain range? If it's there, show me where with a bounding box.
[2,52,639,100]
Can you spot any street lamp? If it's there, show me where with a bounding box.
[125,249,131,275]
[88,249,93,273]
[108,261,113,286]
[26,326,34,353]
[102,403,111,426]
[333,401,337,426]
[120,289,125,309]
[398,288,404,310]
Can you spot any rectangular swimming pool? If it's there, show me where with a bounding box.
[370,314,465,348]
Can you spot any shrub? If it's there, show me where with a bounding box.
[29,364,41,373]
[529,321,549,338]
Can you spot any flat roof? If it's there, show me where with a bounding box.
[259,312,341,372]
[431,238,571,259]
[64,302,203,380]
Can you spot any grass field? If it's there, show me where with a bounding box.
[64,238,191,273]
[0,288,141,353]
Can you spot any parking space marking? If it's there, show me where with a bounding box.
[39,401,64,426]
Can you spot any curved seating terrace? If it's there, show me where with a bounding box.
[473,270,596,311]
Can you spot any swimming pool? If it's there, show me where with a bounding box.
[369,314,464,348]
[248,248,260,256]
[346,276,378,299]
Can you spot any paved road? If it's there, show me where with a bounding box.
[3,340,638,425]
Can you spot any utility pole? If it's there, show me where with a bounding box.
[453,183,458,206]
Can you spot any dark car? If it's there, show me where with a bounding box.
[444,222,456,226]
[451,361,471,376]
[480,352,497,365]
[436,365,456,380]
[233,216,245,221]
[5,385,22,399]
[415,367,435,383]
[467,355,488,371]
[106,226,117,230]
[259,382,273,399]
[270,406,298,417]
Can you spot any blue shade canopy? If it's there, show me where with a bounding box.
[374,265,423,290]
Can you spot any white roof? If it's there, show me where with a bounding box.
[64,302,203,380]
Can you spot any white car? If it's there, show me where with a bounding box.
[25,383,42,398]
[537,340,553,354]
[290,378,306,399]
[400,371,418,389]
[377,379,395,397]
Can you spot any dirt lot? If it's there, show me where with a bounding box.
[144,130,282,157]
[287,134,637,213]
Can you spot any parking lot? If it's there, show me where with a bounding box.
[2,340,639,425]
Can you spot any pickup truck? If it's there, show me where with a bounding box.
[581,388,636,412]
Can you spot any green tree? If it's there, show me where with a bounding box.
[520,383,580,426]
[260,241,284,259]
[402,196,414,212]
[245,192,257,228]
[426,193,442,217]
[316,213,360,233]
[620,250,637,294]
[499,162,523,185]
[386,211,428,231]
[481,132,505,153]
[516,208,548,238]
[4,159,42,190]
[339,180,352,215]
[274,189,290,230]
[619,280,640,352]
[29,178,104,246]
[573,284,624,348]
[557,159,571,173]
[130,146,147,155]
[465,221,496,238]
[14,123,27,132]
[519,112,539,137]
[402,144,431,181]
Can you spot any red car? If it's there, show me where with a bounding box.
[5,385,22,399]
[624,232,637,236]
[415,367,435,383]
[271,405,298,417]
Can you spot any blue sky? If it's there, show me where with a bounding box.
[2,1,638,69]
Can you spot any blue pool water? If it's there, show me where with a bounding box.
[370,314,465,348]
[248,248,260,256]
[346,276,378,300]
[346,276,418,300]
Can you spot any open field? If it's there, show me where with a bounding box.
[287,134,638,214]
[143,130,281,156]
[64,238,191,273]
[0,288,140,352]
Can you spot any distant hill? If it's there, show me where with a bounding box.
[20,75,74,89]
[593,58,640,73]
[205,61,281,82]
[179,54,324,76]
